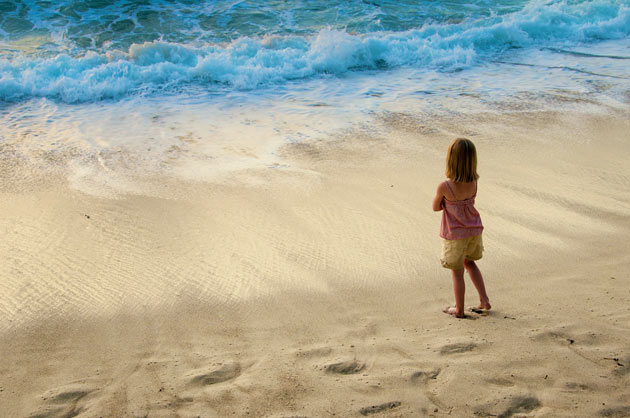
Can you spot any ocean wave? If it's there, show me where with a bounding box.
[1,0,629,103]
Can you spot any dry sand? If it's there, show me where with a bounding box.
[1,111,629,417]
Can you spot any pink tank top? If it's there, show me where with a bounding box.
[440,180,484,240]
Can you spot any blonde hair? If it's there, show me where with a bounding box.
[445,138,479,183]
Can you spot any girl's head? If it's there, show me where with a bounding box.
[446,138,479,183]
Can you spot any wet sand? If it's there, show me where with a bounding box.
[1,111,629,417]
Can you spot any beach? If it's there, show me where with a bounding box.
[1,109,629,417]
[2,1,630,416]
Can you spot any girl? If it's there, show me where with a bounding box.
[432,138,490,318]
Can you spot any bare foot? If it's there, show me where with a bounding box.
[476,299,491,310]
[443,306,465,318]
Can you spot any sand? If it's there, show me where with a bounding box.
[1,110,629,417]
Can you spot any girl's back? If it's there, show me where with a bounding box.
[444,180,476,201]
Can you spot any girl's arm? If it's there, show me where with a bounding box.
[432,182,446,212]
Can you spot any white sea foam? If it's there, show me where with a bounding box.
[0,0,628,102]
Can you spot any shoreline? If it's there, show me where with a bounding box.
[1,109,629,417]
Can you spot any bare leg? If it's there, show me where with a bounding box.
[443,268,465,318]
[464,259,491,310]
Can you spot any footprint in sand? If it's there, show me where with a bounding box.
[359,401,401,416]
[439,342,476,355]
[325,360,365,375]
[30,386,94,418]
[610,355,630,376]
[190,362,241,386]
[294,346,333,358]
[532,329,580,347]
[599,405,630,417]
[410,368,440,384]
[496,396,540,418]
[485,377,515,387]
[564,382,591,391]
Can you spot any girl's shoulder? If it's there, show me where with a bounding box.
[437,180,451,194]
[440,180,456,201]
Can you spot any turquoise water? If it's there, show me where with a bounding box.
[1,1,629,194]
[1,0,629,101]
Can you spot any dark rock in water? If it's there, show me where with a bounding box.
[199,15,218,31]
[73,37,92,48]
[111,19,135,33]
[0,2,17,13]
[94,31,114,47]
[2,17,34,33]
[137,10,160,27]
[359,401,401,416]
[59,5,81,19]
[84,0,111,9]
[325,360,365,375]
